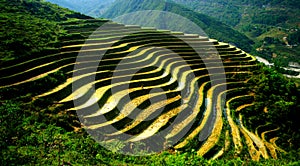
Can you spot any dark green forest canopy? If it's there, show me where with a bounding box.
[246,65,300,149]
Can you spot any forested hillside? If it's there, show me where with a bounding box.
[1,0,299,165]
[171,0,299,27]
[171,0,300,66]
[102,0,254,52]
[43,0,300,68]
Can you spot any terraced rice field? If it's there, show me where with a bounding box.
[0,19,284,159]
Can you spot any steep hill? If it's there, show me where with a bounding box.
[171,0,300,66]
[102,0,254,52]
[171,0,300,27]
[0,0,91,63]
[43,0,300,66]
[1,0,299,165]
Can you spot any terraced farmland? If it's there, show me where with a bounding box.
[0,19,285,160]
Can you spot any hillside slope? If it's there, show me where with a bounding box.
[0,0,91,63]
[171,0,300,27]
[1,0,299,165]
[171,0,300,66]
[102,0,254,52]
[45,0,115,17]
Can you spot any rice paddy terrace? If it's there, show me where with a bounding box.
[0,19,286,160]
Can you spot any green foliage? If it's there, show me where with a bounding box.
[0,100,25,150]
[171,0,242,27]
[288,31,300,45]
[0,13,59,61]
[102,0,254,52]
[1,0,299,165]
[252,11,288,26]
[0,0,91,63]
[0,0,90,21]
[172,0,300,27]
[172,0,300,70]
[245,65,300,150]
[274,57,290,67]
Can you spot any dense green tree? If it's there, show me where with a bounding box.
[246,65,300,149]
[288,31,300,45]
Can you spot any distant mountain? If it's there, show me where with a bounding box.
[45,0,115,17]
[102,0,254,52]
[171,0,300,66]
[44,0,299,65]
[171,0,300,27]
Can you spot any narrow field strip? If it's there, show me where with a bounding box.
[224,95,253,155]
[239,115,269,160]
[260,127,281,159]
[211,130,231,160]
[106,95,182,136]
[196,85,247,156]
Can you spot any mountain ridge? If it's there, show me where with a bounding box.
[170,0,300,66]
[45,0,115,17]
[102,0,254,52]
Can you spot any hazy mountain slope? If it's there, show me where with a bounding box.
[171,0,300,27]
[171,0,300,66]
[45,0,115,17]
[102,0,254,52]
[169,0,242,27]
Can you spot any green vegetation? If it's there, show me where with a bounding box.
[245,65,300,150]
[45,0,115,18]
[0,0,91,63]
[1,0,299,165]
[171,0,300,68]
[42,0,299,70]
[102,0,254,52]
[171,0,299,27]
